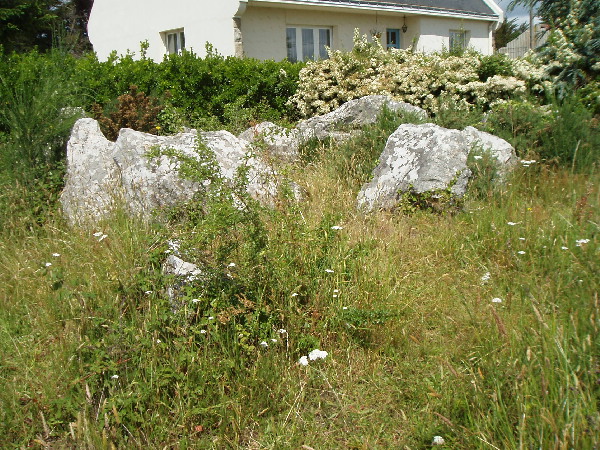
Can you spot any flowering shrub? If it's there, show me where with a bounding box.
[290,31,544,117]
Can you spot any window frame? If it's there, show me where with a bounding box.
[449,29,469,52]
[162,28,186,55]
[286,26,332,62]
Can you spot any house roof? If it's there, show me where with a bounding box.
[265,0,500,19]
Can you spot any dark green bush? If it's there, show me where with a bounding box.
[74,46,304,133]
[477,54,514,81]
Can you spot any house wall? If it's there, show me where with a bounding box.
[241,5,420,60]
[88,0,241,61]
[241,5,495,59]
[88,0,497,61]
[416,17,494,54]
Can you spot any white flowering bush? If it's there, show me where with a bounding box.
[290,31,544,117]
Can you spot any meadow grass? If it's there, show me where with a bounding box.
[0,115,598,448]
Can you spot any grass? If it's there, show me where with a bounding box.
[1,118,598,448]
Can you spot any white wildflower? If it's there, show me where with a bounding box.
[517,251,526,255]
[228,262,236,268]
[491,297,503,303]
[575,239,590,247]
[192,298,200,303]
[111,375,119,379]
[325,269,334,273]
[481,272,491,283]
[98,234,108,242]
[308,349,328,361]
[156,339,161,344]
[299,356,309,366]
[93,232,103,237]
[331,225,343,230]
[52,253,60,257]
[208,316,214,320]
[291,292,299,297]
[277,329,287,334]
[432,435,445,445]
[260,341,268,348]
[473,155,483,160]
[145,291,153,295]
[45,262,52,267]
[270,338,277,343]
[561,246,569,250]
[343,306,348,310]
[507,222,519,226]
[200,329,207,334]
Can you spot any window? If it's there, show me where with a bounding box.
[286,27,331,62]
[163,29,185,55]
[386,29,400,49]
[449,30,469,52]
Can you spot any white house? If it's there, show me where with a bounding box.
[88,0,504,62]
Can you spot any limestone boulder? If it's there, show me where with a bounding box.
[297,95,427,141]
[238,122,300,163]
[357,123,517,212]
[61,119,281,224]
[60,118,120,223]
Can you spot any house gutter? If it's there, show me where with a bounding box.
[246,0,501,23]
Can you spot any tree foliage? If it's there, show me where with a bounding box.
[0,0,93,53]
[510,0,599,93]
[494,17,528,50]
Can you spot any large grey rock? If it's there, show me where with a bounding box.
[61,119,280,224]
[297,95,427,141]
[357,123,517,212]
[60,118,120,223]
[239,122,300,163]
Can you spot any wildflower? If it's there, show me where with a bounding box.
[432,436,445,445]
[145,290,153,295]
[93,231,103,237]
[343,306,348,310]
[277,329,287,334]
[156,339,161,344]
[308,349,328,361]
[299,356,309,366]
[45,262,52,267]
[333,289,340,293]
[208,316,214,320]
[333,294,338,298]
[507,222,519,226]
[473,155,483,160]
[200,329,207,334]
[228,262,236,268]
[517,251,526,255]
[561,246,569,250]
[331,225,343,230]
[575,239,590,247]
[155,126,161,130]
[111,375,119,379]
[260,341,268,348]
[192,298,200,303]
[291,292,299,297]
[325,269,334,273]
[519,237,526,241]
[491,297,503,303]
[270,338,277,343]
[481,272,491,283]
[52,253,60,257]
